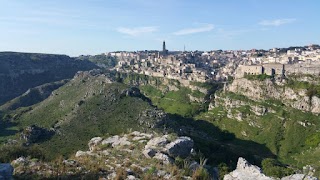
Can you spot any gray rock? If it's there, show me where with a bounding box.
[101,135,120,146]
[143,149,157,158]
[75,150,87,158]
[281,174,318,180]
[112,137,131,147]
[153,153,174,164]
[88,137,103,151]
[11,157,27,166]
[0,164,13,180]
[224,157,274,180]
[165,136,194,158]
[145,135,169,150]
[126,175,138,180]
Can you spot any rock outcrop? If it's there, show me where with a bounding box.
[227,78,320,114]
[224,157,273,180]
[165,136,194,158]
[224,157,319,180]
[12,131,199,179]
[20,125,55,145]
[143,135,194,164]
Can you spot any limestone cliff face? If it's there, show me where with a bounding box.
[227,78,320,114]
[0,52,97,105]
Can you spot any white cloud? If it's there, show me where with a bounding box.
[173,24,214,35]
[116,26,158,36]
[259,18,296,26]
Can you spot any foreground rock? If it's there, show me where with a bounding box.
[224,157,318,180]
[143,135,194,164]
[12,131,204,179]
[224,157,273,180]
[0,164,14,180]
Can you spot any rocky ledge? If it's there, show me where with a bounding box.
[11,131,214,179]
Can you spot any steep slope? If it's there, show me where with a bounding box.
[0,80,68,111]
[3,70,167,159]
[197,75,320,177]
[0,52,97,105]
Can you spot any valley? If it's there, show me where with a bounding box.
[0,51,319,179]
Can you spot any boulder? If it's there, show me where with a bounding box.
[145,135,169,151]
[0,164,14,180]
[102,135,120,146]
[165,137,194,158]
[101,135,131,148]
[88,137,103,151]
[154,153,174,164]
[111,137,131,147]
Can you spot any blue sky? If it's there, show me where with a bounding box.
[0,0,319,56]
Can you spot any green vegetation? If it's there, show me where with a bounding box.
[191,90,206,98]
[0,52,97,105]
[157,87,201,117]
[286,77,320,98]
[197,90,320,175]
[305,133,320,148]
[1,75,160,160]
[0,145,46,162]
[190,81,213,89]
[261,158,294,178]
[244,74,273,81]
[77,54,117,68]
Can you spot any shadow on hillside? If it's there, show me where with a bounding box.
[0,121,18,139]
[164,113,276,168]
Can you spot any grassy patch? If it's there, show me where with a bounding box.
[244,74,273,81]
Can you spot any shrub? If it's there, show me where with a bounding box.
[192,167,210,180]
[261,158,294,178]
[218,163,230,180]
[115,167,127,180]
[244,74,272,81]
[0,145,46,162]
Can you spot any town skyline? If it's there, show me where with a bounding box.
[1,0,320,56]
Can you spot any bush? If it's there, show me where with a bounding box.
[261,158,294,178]
[0,145,46,162]
[244,74,272,81]
[218,163,230,180]
[192,167,210,180]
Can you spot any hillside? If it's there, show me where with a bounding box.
[0,71,278,175]
[196,75,320,177]
[0,52,97,105]
[1,71,320,178]
[0,70,167,160]
[0,80,68,111]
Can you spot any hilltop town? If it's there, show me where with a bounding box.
[103,42,320,82]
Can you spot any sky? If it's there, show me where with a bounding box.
[0,0,319,56]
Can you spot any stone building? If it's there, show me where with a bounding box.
[235,64,285,78]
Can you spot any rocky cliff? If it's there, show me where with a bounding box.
[227,78,320,114]
[0,52,97,105]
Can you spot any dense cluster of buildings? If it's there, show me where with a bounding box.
[105,42,320,82]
